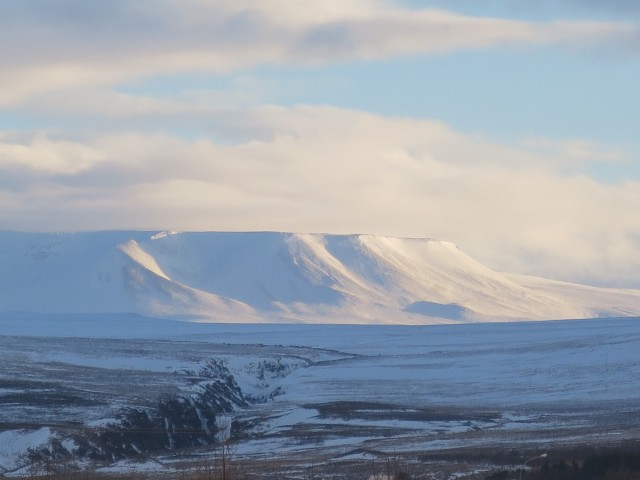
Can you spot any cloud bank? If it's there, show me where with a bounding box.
[0,0,637,106]
[1,105,639,287]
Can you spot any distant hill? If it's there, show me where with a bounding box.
[1,231,639,323]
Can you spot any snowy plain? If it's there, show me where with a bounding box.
[2,315,640,475]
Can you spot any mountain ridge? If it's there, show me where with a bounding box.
[1,230,639,324]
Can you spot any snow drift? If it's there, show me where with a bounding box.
[1,231,638,323]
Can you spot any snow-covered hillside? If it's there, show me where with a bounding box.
[1,231,638,323]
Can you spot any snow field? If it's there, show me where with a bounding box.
[2,317,640,473]
[2,231,640,323]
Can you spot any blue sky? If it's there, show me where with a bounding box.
[1,0,639,287]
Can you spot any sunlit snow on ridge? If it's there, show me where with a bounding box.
[1,230,639,323]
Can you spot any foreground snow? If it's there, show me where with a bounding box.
[2,315,640,475]
[1,231,639,323]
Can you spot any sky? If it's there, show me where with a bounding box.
[1,0,639,288]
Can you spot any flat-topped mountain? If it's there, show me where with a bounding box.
[1,231,639,323]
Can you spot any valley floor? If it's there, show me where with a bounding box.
[1,316,640,478]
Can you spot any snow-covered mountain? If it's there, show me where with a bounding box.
[1,230,639,323]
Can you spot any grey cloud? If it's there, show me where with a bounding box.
[1,0,637,107]
[553,0,640,16]
[416,0,640,18]
[0,166,45,191]
[50,164,155,190]
[295,22,358,59]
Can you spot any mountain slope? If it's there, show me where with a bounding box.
[1,231,638,323]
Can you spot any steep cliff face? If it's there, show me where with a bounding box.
[23,356,297,467]
[2,230,639,322]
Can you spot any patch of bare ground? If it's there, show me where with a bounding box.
[13,439,640,480]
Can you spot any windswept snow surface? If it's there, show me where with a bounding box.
[1,230,639,322]
[2,317,640,473]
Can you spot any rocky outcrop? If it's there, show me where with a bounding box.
[26,359,251,465]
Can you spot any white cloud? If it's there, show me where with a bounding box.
[1,105,639,286]
[0,132,106,174]
[520,137,633,168]
[0,0,637,106]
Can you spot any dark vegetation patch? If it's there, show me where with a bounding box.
[486,445,640,480]
[0,379,59,390]
[22,445,640,480]
[0,392,100,407]
[284,423,408,442]
[309,401,498,423]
